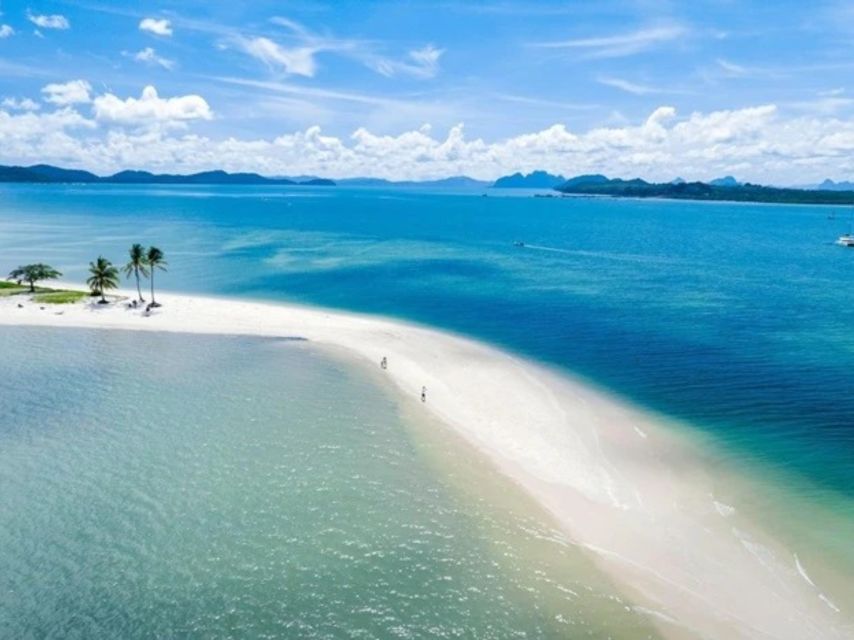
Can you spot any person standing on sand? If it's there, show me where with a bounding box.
[421,386,427,403]
[381,356,387,370]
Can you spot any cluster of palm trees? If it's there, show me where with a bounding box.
[88,244,167,305]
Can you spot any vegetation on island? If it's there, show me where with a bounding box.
[123,243,149,303]
[32,290,89,304]
[3,245,167,308]
[554,175,854,205]
[7,263,62,291]
[145,246,167,307]
[87,256,120,303]
[2,277,87,304]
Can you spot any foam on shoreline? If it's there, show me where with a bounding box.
[1,288,851,639]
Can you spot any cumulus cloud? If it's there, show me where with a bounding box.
[27,12,70,30]
[5,101,854,184]
[133,47,175,70]
[92,86,212,127]
[42,80,92,105]
[2,97,40,111]
[139,18,172,37]
[0,24,14,38]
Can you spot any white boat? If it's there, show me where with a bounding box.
[837,234,854,247]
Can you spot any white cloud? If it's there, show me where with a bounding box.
[241,36,318,77]
[0,24,14,38]
[133,47,175,70]
[716,58,750,77]
[27,12,70,30]
[139,18,172,37]
[42,80,92,105]
[7,101,854,184]
[237,17,440,81]
[370,45,444,79]
[92,86,212,127]
[2,97,40,111]
[598,76,659,95]
[235,16,355,77]
[536,24,687,58]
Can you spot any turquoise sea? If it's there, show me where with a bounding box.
[0,326,657,638]
[1,184,853,634]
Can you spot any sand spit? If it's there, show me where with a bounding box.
[1,288,850,639]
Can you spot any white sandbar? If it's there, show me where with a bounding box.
[1,288,850,639]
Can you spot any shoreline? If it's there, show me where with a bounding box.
[1,286,851,639]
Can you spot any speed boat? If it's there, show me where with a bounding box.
[837,234,854,247]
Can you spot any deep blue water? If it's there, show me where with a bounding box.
[2,183,853,500]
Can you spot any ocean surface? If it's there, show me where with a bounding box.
[1,183,853,630]
[0,326,657,638]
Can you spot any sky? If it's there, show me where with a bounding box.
[2,0,854,182]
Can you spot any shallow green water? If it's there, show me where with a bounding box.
[0,326,658,639]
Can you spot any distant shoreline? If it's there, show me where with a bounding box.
[1,283,849,639]
[0,164,335,187]
[554,176,854,206]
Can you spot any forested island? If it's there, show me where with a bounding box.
[0,164,334,186]
[555,175,854,205]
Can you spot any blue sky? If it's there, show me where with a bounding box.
[2,0,854,181]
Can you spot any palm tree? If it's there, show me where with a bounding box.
[146,246,167,307]
[7,263,62,292]
[123,243,149,302]
[86,256,119,304]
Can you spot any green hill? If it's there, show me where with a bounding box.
[555,176,854,205]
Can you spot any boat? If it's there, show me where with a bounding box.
[513,241,525,247]
[837,234,854,247]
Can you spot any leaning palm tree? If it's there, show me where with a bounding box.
[7,263,62,292]
[123,243,149,302]
[86,256,119,304]
[146,246,167,307]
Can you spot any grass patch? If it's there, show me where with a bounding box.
[1,282,63,296]
[32,290,89,304]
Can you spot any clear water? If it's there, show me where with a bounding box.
[0,326,659,639]
[1,184,853,614]
[1,184,852,501]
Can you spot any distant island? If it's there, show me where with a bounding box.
[555,174,854,205]
[708,176,741,187]
[493,171,566,189]
[809,179,854,191]
[6,163,854,204]
[0,164,335,186]
[337,176,490,188]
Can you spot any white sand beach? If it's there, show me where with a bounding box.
[1,287,851,640]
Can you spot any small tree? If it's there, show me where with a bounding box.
[146,246,167,307]
[7,263,62,292]
[123,243,149,302]
[86,256,119,304]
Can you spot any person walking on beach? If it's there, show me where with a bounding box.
[380,356,387,370]
[421,386,427,403]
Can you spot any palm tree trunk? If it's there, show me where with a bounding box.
[150,270,155,305]
[28,279,35,292]
[135,268,143,301]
